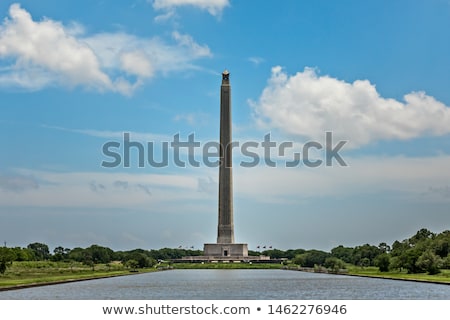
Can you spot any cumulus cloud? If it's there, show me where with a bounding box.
[120,51,154,78]
[251,66,450,147]
[83,32,210,77]
[0,4,211,95]
[152,0,229,16]
[0,4,112,91]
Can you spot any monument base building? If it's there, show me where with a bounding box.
[179,243,272,263]
[203,243,248,258]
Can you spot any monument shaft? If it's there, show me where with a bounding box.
[217,70,234,244]
[202,70,248,259]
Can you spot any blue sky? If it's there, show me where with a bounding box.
[1,0,450,252]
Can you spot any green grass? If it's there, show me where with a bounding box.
[0,261,157,289]
[347,266,450,284]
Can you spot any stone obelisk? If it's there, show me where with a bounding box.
[217,70,234,244]
[203,70,248,259]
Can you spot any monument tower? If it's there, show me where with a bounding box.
[217,70,234,244]
[203,70,248,258]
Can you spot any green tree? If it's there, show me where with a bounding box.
[247,250,260,257]
[389,256,402,271]
[112,250,127,261]
[126,259,139,271]
[0,247,16,274]
[444,255,450,269]
[292,254,305,266]
[433,231,450,258]
[353,244,381,266]
[11,247,34,261]
[67,247,85,262]
[261,249,286,259]
[52,246,68,261]
[402,248,423,273]
[391,240,409,258]
[324,257,346,273]
[416,249,443,275]
[27,242,50,260]
[374,253,391,272]
[359,257,370,269]
[284,249,306,260]
[409,228,435,245]
[389,230,440,273]
[292,250,330,267]
[331,245,354,263]
[86,245,114,264]
[378,242,391,254]
[123,252,155,268]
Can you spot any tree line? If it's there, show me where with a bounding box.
[267,228,449,274]
[1,228,449,275]
[0,243,202,274]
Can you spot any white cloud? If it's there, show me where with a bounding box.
[79,31,211,84]
[233,155,450,203]
[248,56,264,66]
[152,0,229,16]
[3,154,450,210]
[0,4,211,95]
[0,169,204,209]
[154,10,176,23]
[120,51,154,78]
[0,174,39,192]
[0,4,112,91]
[251,66,450,148]
[173,111,211,126]
[42,125,173,142]
[171,31,212,58]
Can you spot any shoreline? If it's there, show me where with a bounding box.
[0,268,165,292]
[343,272,450,286]
[283,266,450,285]
[284,268,450,286]
[1,266,449,292]
[0,272,137,292]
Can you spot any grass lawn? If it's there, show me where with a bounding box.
[347,266,450,284]
[0,261,157,289]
